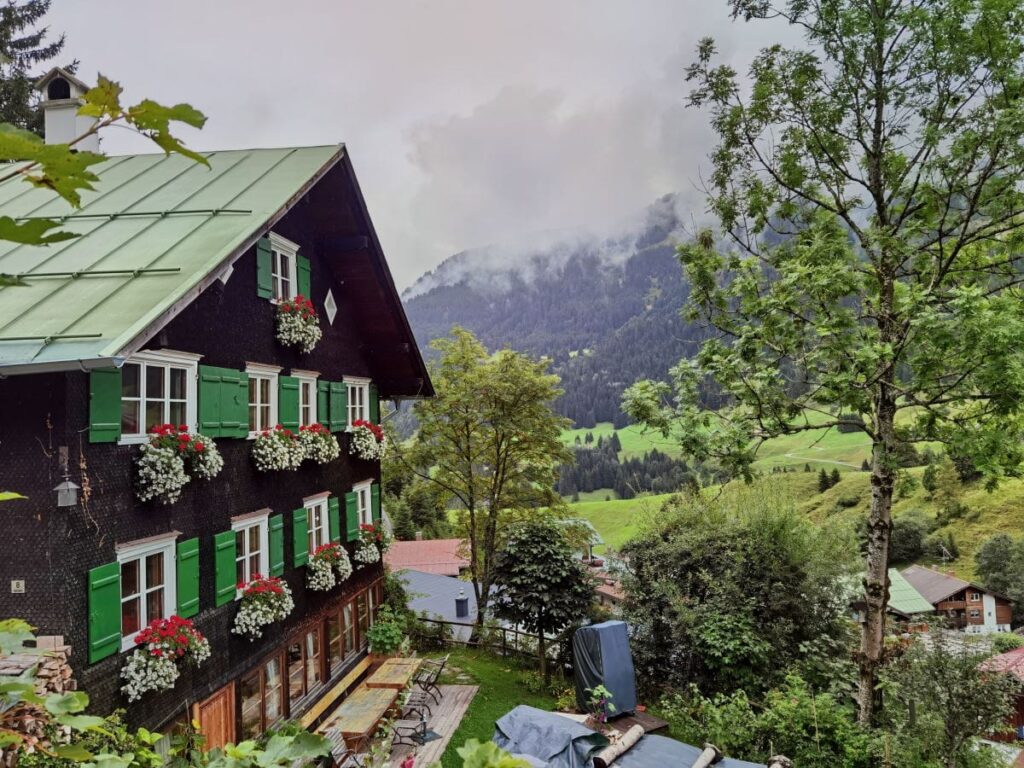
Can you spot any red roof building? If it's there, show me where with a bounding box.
[385,539,469,576]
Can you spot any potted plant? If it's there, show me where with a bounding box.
[135,424,223,505]
[275,294,322,353]
[232,574,294,640]
[120,615,211,702]
[251,425,304,472]
[584,685,616,730]
[348,419,386,461]
[366,606,407,663]
[297,423,340,464]
[354,522,389,567]
[306,542,353,591]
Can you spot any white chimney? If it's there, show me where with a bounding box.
[34,67,99,151]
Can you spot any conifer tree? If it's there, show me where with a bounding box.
[817,468,830,493]
[0,1,72,134]
[830,468,841,487]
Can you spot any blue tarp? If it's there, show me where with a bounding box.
[613,734,766,768]
[494,706,609,768]
[572,621,638,716]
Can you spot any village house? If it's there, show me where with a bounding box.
[0,71,431,747]
[384,538,468,577]
[902,565,1012,633]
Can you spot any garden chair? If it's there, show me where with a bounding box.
[402,690,433,719]
[420,653,450,676]
[390,717,427,746]
[321,727,365,768]
[413,664,443,704]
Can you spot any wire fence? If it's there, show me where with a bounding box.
[411,616,569,671]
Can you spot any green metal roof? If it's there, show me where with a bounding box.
[888,567,934,616]
[0,145,342,372]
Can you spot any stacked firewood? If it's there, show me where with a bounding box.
[0,637,77,767]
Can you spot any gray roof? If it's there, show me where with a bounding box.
[898,565,1011,605]
[398,569,480,643]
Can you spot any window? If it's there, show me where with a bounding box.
[246,364,280,436]
[305,497,330,555]
[120,351,200,441]
[353,481,373,527]
[269,233,299,302]
[117,536,177,650]
[969,592,981,602]
[343,602,356,656]
[286,629,323,708]
[293,371,318,427]
[233,513,269,592]
[240,656,284,739]
[357,593,369,649]
[346,379,369,426]
[969,609,981,618]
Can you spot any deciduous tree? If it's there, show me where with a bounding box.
[626,0,1024,722]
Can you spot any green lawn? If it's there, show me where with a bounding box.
[437,649,559,767]
[567,493,675,553]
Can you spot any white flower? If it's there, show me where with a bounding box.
[307,556,337,592]
[187,433,224,479]
[349,424,386,461]
[121,650,179,702]
[334,547,353,582]
[298,426,340,464]
[135,445,189,504]
[354,540,381,566]
[232,578,294,641]
[252,428,304,472]
[275,299,322,354]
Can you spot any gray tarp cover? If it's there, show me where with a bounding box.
[612,734,766,768]
[572,621,638,715]
[494,706,609,768]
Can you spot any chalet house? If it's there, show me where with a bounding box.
[0,71,431,746]
[902,565,1012,633]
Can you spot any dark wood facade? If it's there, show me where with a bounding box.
[0,152,428,733]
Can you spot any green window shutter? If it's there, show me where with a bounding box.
[268,514,285,576]
[297,253,311,298]
[220,368,249,438]
[199,365,224,437]
[345,492,359,542]
[317,381,330,428]
[256,236,273,299]
[176,538,200,618]
[279,376,300,431]
[292,507,309,566]
[89,368,122,443]
[328,381,347,432]
[369,382,380,424]
[87,562,121,663]
[214,530,237,607]
[328,497,341,543]
[371,484,381,524]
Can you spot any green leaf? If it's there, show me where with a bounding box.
[0,618,34,653]
[0,216,78,245]
[0,490,27,499]
[45,690,89,715]
[55,743,94,760]
[57,713,107,731]
[78,75,124,119]
[126,100,209,167]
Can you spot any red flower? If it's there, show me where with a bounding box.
[194,442,205,452]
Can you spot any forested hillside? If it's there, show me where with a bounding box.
[403,195,703,427]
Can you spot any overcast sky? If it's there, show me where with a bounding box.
[50,2,795,290]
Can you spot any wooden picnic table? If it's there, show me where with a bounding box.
[365,657,423,690]
[319,685,398,741]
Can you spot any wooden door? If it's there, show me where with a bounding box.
[193,682,236,751]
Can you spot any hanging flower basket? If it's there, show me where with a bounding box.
[135,424,224,505]
[354,522,388,566]
[252,425,304,472]
[275,295,322,354]
[307,542,353,591]
[349,419,386,461]
[120,615,210,702]
[232,574,294,641]
[298,423,340,464]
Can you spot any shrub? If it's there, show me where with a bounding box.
[366,606,407,654]
[889,513,934,565]
[990,633,1024,655]
[835,495,860,509]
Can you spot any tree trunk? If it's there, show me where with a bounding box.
[857,387,897,725]
[538,630,548,685]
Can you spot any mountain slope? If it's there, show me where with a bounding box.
[403,195,701,427]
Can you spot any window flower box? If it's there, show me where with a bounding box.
[298,423,340,464]
[349,419,386,461]
[306,542,353,591]
[135,424,223,505]
[232,574,294,641]
[120,615,210,702]
[353,522,389,567]
[275,294,322,354]
[252,425,304,472]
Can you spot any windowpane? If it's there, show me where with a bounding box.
[122,596,141,636]
[122,363,141,398]
[260,404,270,429]
[328,616,342,672]
[305,631,321,691]
[265,658,282,723]
[249,526,261,553]
[249,404,258,432]
[121,560,140,596]
[249,553,260,576]
[260,378,270,402]
[168,401,186,426]
[169,368,187,400]
[343,604,355,655]
[240,671,261,739]
[287,643,304,704]
[145,401,163,431]
[146,588,164,622]
[121,399,141,435]
[146,553,164,587]
[146,365,165,398]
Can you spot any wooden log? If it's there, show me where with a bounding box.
[690,744,724,768]
[767,756,793,768]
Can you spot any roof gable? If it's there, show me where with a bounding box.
[887,568,934,615]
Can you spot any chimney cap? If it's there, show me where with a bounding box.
[34,67,89,99]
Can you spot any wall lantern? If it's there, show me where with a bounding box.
[54,476,80,508]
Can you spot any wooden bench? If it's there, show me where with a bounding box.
[300,656,373,729]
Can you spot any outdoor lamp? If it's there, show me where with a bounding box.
[54,476,80,508]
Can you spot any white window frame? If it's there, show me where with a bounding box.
[232,511,270,598]
[969,591,981,602]
[118,350,201,445]
[116,533,178,650]
[246,363,281,438]
[293,370,319,427]
[305,495,330,555]
[353,479,373,527]
[269,232,299,303]
[345,377,370,428]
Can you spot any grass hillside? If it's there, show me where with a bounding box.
[568,467,1024,581]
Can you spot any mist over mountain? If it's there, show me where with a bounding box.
[402,195,708,427]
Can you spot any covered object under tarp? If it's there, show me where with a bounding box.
[573,621,637,715]
[494,706,609,768]
[613,734,765,768]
